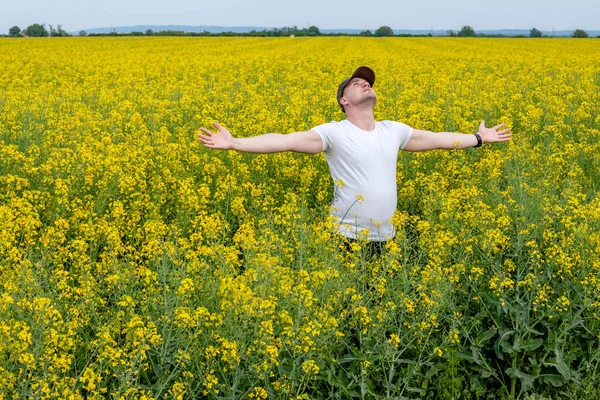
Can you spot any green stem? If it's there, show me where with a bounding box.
[510,355,517,399]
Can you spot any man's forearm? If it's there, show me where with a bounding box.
[406,121,510,152]
[434,132,480,149]
[231,133,288,153]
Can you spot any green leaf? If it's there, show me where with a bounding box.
[506,367,523,379]
[540,372,566,387]
[351,347,365,359]
[526,325,543,336]
[425,362,445,379]
[397,358,419,365]
[470,375,487,395]
[456,351,476,363]
[494,329,514,360]
[516,338,543,352]
[476,329,497,346]
[366,377,375,393]
[337,369,349,386]
[405,363,418,379]
[543,359,571,380]
[554,348,565,363]
[338,354,357,364]
[501,339,515,355]
[472,347,481,365]
[521,374,535,393]
[470,365,494,378]
[388,363,396,384]
[506,368,535,393]
[511,334,522,351]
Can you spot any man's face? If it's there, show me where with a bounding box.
[341,77,377,111]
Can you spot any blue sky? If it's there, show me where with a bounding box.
[1,0,598,34]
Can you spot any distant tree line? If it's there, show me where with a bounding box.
[6,23,70,37]
[4,24,599,38]
[445,26,595,38]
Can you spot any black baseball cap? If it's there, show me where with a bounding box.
[336,66,376,112]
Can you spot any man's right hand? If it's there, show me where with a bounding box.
[196,122,234,150]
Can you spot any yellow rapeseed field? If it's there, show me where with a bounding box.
[1,37,600,398]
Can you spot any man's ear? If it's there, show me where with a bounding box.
[339,97,349,107]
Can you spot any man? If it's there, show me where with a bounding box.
[196,66,512,255]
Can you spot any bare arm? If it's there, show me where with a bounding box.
[196,122,323,155]
[404,120,512,152]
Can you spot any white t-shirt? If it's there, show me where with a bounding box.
[312,119,413,241]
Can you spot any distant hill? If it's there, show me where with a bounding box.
[73,25,600,37]
[77,25,272,34]
[392,29,600,37]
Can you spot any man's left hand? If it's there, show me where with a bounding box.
[478,120,512,144]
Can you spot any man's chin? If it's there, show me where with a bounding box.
[360,97,377,108]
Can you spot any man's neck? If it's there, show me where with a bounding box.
[346,108,376,131]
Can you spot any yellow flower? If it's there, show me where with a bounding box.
[388,333,401,349]
[301,359,320,377]
[449,329,460,344]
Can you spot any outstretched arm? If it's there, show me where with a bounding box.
[196,122,323,155]
[404,120,512,152]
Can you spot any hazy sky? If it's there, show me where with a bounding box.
[2,0,599,33]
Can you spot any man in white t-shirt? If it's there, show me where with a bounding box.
[196,66,512,255]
